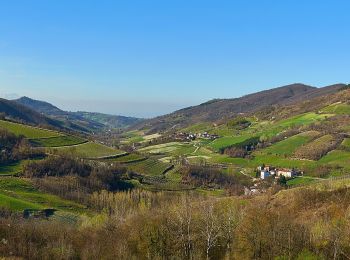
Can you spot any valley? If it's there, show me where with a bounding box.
[1,84,350,259]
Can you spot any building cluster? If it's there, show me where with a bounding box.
[174,132,219,141]
[258,165,301,179]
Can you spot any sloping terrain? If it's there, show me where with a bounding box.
[133,83,346,133]
[15,96,143,130]
[133,87,350,181]
[0,98,63,128]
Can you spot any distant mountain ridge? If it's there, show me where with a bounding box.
[0,98,64,129]
[14,97,143,131]
[15,96,63,115]
[4,83,347,134]
[133,83,347,133]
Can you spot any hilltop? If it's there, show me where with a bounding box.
[0,98,64,129]
[134,83,346,133]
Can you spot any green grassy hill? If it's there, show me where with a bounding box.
[132,89,350,180]
[0,178,85,213]
[52,142,125,159]
[0,120,62,138]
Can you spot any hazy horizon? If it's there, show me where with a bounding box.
[1,0,350,117]
[2,82,347,118]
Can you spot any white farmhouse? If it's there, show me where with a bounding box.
[277,168,297,178]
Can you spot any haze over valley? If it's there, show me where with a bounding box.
[1,1,350,259]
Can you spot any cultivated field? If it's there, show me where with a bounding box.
[320,102,350,115]
[105,153,146,163]
[0,120,61,138]
[139,142,196,155]
[30,135,87,147]
[127,158,173,176]
[52,142,125,159]
[262,131,319,156]
[0,178,85,212]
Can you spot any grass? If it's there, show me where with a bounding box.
[320,102,350,115]
[293,134,337,159]
[105,153,146,163]
[208,135,252,151]
[340,138,350,149]
[139,142,196,155]
[142,133,162,141]
[0,161,23,175]
[181,122,213,133]
[204,112,330,152]
[30,135,87,147]
[262,131,319,156]
[318,150,350,168]
[277,113,332,128]
[287,177,317,186]
[0,178,85,212]
[133,111,341,180]
[52,142,125,159]
[0,120,62,138]
[0,159,43,176]
[120,130,145,143]
[128,158,173,176]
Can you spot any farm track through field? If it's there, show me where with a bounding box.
[191,143,200,154]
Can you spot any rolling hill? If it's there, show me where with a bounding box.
[0,98,64,129]
[14,96,143,131]
[134,83,346,133]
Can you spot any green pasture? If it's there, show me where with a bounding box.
[0,120,61,138]
[181,122,213,133]
[287,177,317,186]
[30,135,87,147]
[277,113,332,128]
[0,161,23,176]
[0,178,85,212]
[0,159,43,176]
[262,131,319,156]
[139,142,197,155]
[105,153,146,163]
[341,138,350,149]
[52,142,125,159]
[318,150,350,168]
[208,135,252,151]
[320,102,350,115]
[128,158,173,176]
[120,130,145,143]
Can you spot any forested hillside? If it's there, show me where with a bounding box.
[134,83,346,133]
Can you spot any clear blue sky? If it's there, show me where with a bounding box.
[0,0,349,118]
